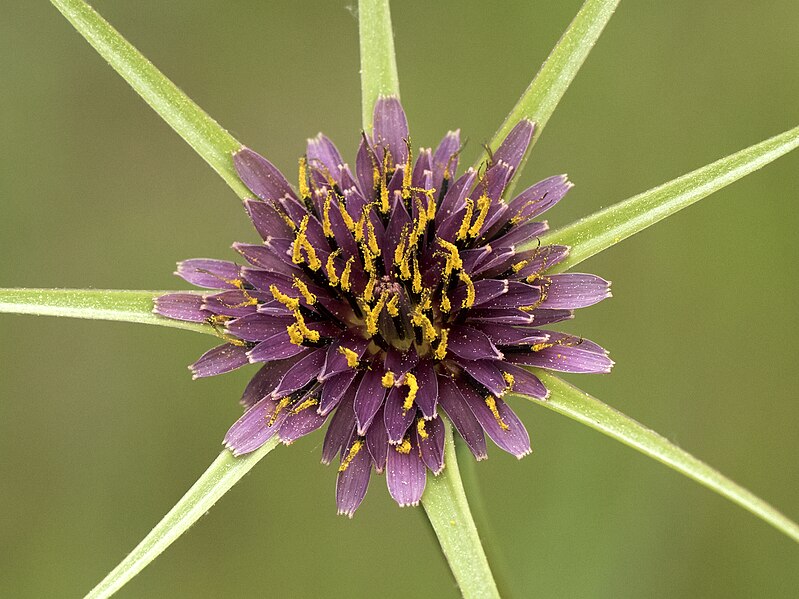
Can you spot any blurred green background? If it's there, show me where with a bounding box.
[1,1,798,597]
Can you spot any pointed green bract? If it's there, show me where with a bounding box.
[0,288,213,336]
[538,125,799,272]
[85,441,280,599]
[51,0,250,199]
[479,0,620,192]
[421,422,500,599]
[518,371,799,543]
[358,0,401,133]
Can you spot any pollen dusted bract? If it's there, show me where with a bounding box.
[155,97,612,516]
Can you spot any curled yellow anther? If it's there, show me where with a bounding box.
[268,397,291,426]
[456,198,474,241]
[485,395,509,430]
[401,373,418,413]
[338,346,361,368]
[292,277,317,305]
[339,439,364,471]
[381,371,395,388]
[433,329,449,360]
[459,271,475,309]
[395,437,412,454]
[416,418,429,439]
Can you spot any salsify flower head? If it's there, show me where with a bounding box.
[155,97,612,516]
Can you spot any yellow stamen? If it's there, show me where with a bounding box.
[456,198,474,240]
[325,249,341,286]
[511,259,529,273]
[426,194,436,221]
[290,396,319,415]
[402,373,418,413]
[502,371,515,391]
[468,194,491,238]
[381,371,395,388]
[433,329,449,360]
[436,238,463,276]
[338,200,356,232]
[440,292,451,313]
[416,418,429,439]
[338,346,361,368]
[269,284,300,311]
[286,322,304,345]
[339,439,364,472]
[395,437,412,454]
[298,157,310,199]
[459,271,475,308]
[394,226,408,270]
[364,290,390,336]
[412,255,422,294]
[322,194,335,238]
[485,395,509,430]
[386,293,400,317]
[293,311,320,343]
[410,308,437,343]
[292,215,309,265]
[292,277,317,305]
[268,397,291,426]
[340,256,354,292]
[365,214,381,256]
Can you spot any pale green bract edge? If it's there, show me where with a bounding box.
[518,371,799,543]
[358,0,401,133]
[85,440,281,599]
[50,0,250,199]
[478,0,620,197]
[421,422,501,599]
[0,288,215,336]
[538,124,799,272]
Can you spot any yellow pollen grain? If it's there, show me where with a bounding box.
[394,226,409,269]
[338,200,356,231]
[468,194,491,238]
[502,371,515,391]
[412,255,422,294]
[325,249,341,285]
[433,329,449,360]
[269,284,300,311]
[338,346,361,368]
[381,371,395,388]
[340,256,354,292]
[363,275,377,303]
[292,277,317,305]
[298,157,310,199]
[402,373,419,413]
[268,397,291,426]
[416,418,429,439]
[459,271,475,308]
[456,198,474,240]
[401,145,413,199]
[485,395,510,430]
[380,179,390,214]
[339,439,364,472]
[426,195,436,221]
[292,216,309,265]
[395,437,412,454]
[365,215,380,256]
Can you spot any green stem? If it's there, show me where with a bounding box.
[85,441,280,599]
[524,372,799,543]
[0,288,214,336]
[358,0,401,133]
[421,423,500,599]
[539,124,799,272]
[51,0,249,199]
[480,0,620,192]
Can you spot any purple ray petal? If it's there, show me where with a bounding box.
[437,169,477,228]
[466,308,535,325]
[355,136,377,199]
[383,386,416,444]
[322,388,356,464]
[384,347,420,378]
[241,356,306,408]
[307,133,345,183]
[451,279,508,309]
[224,396,285,456]
[507,174,573,222]
[247,332,310,363]
[437,374,487,460]
[278,389,328,444]
[243,198,295,240]
[336,437,372,518]
[418,416,445,475]
[529,309,574,326]
[154,293,207,322]
[459,384,531,458]
[492,120,535,171]
[365,406,389,473]
[319,369,359,416]
[472,322,549,346]
[456,359,509,397]
[190,343,250,379]
[497,363,549,399]
[431,130,460,194]
[413,360,438,419]
[539,274,612,309]
[354,366,387,435]
[176,259,241,289]
[504,342,613,374]
[202,289,274,318]
[386,433,426,507]
[234,147,297,202]
[514,245,569,278]
[226,313,293,342]
[320,332,370,381]
[233,242,301,276]
[372,96,409,167]
[447,325,503,361]
[271,348,326,398]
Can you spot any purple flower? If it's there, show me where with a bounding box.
[155,98,612,516]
